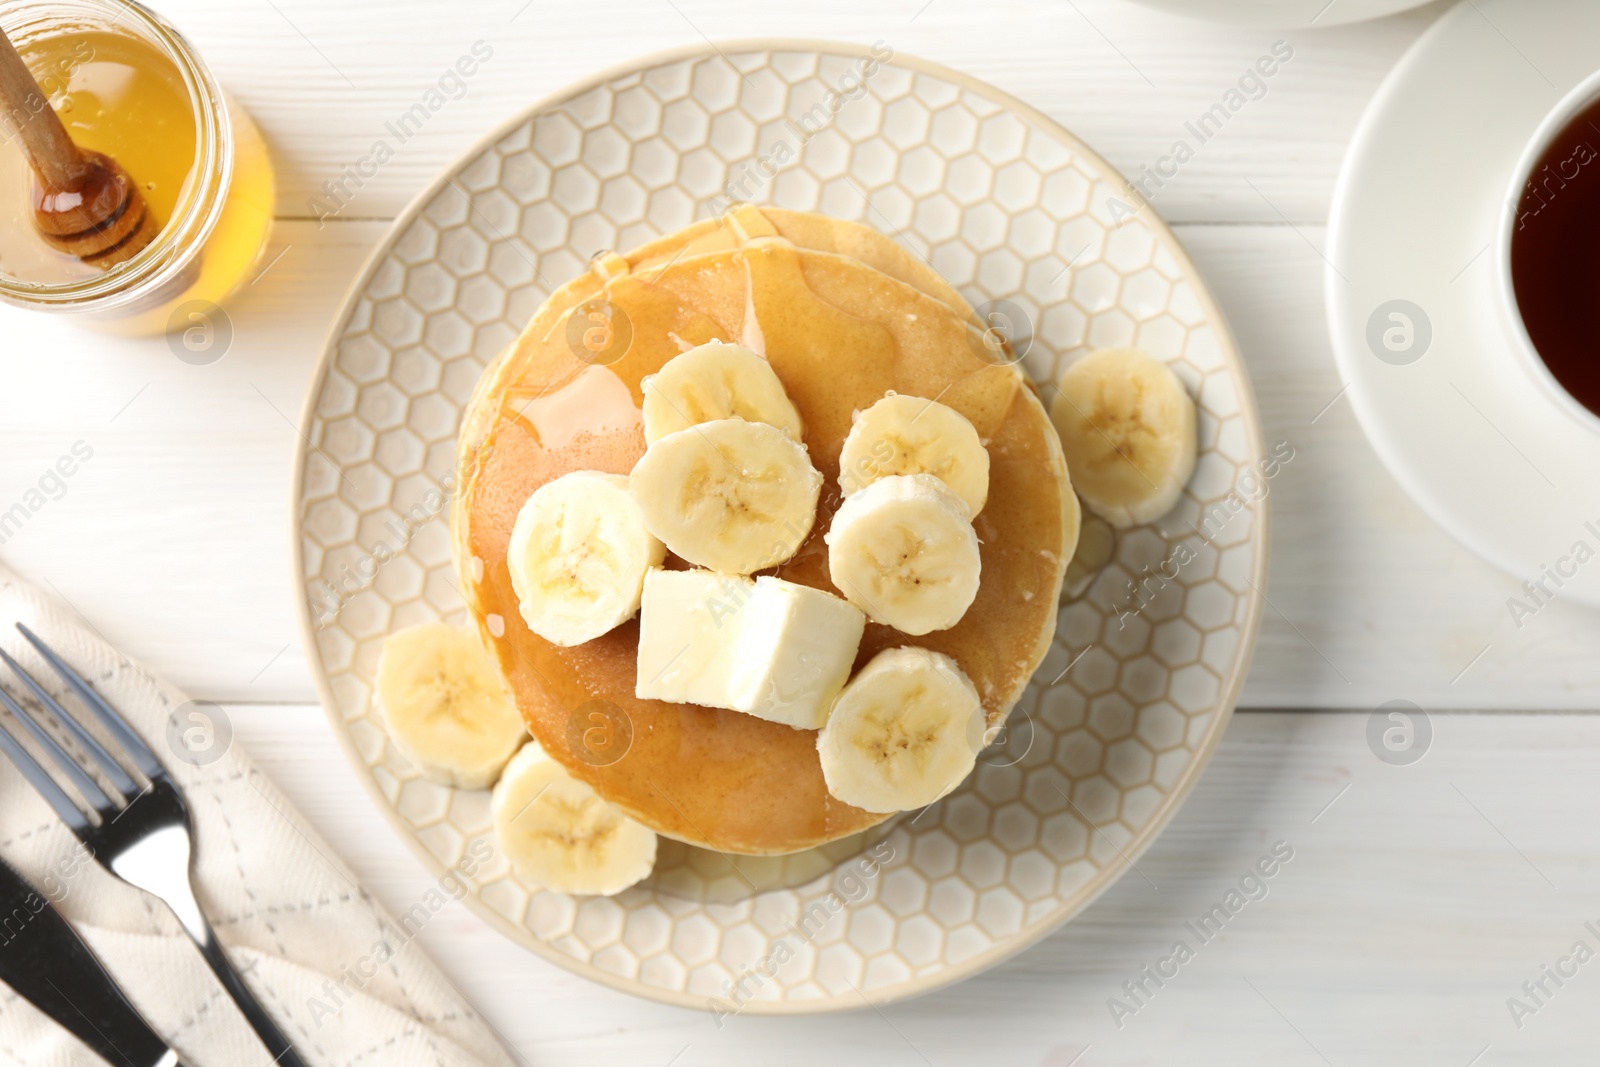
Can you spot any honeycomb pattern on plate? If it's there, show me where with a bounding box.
[295,44,1265,1012]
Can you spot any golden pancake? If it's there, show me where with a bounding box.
[455,232,1076,855]
[556,203,972,325]
[454,204,972,468]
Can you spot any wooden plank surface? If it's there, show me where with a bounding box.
[166,0,1447,225]
[3,1,1596,1063]
[3,220,1594,709]
[16,0,1566,710]
[238,704,1600,1066]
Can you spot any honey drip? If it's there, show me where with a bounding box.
[461,231,1072,856]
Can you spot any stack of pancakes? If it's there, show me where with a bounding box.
[453,206,1078,856]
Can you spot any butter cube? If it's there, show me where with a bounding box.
[635,570,865,731]
[635,568,755,708]
[728,577,866,730]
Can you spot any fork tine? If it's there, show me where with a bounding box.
[0,719,90,833]
[15,625,165,782]
[0,686,117,821]
[0,646,139,798]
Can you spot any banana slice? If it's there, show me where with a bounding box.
[630,418,823,574]
[1049,347,1198,528]
[642,341,804,445]
[491,742,657,896]
[817,646,987,813]
[825,473,981,636]
[376,623,527,790]
[507,471,666,647]
[838,393,990,516]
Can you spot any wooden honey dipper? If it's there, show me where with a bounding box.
[0,27,158,268]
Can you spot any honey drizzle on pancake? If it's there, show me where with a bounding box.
[460,235,1074,855]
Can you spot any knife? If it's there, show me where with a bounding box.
[0,852,184,1067]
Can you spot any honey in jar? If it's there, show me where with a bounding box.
[0,0,275,334]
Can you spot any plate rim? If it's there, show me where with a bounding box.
[290,36,1270,1014]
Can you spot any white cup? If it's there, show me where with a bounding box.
[1495,67,1600,437]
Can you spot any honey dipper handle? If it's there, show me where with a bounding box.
[0,27,84,190]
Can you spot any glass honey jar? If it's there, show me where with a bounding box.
[0,0,273,334]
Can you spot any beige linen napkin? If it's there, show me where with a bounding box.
[0,562,518,1067]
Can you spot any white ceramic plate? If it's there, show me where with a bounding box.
[1125,0,1436,28]
[292,41,1267,1011]
[1327,0,1600,607]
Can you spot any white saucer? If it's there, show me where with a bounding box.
[1327,0,1600,608]
[1125,0,1436,28]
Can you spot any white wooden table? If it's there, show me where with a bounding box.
[5,0,1597,1062]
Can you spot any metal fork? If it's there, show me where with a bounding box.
[0,623,309,1067]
